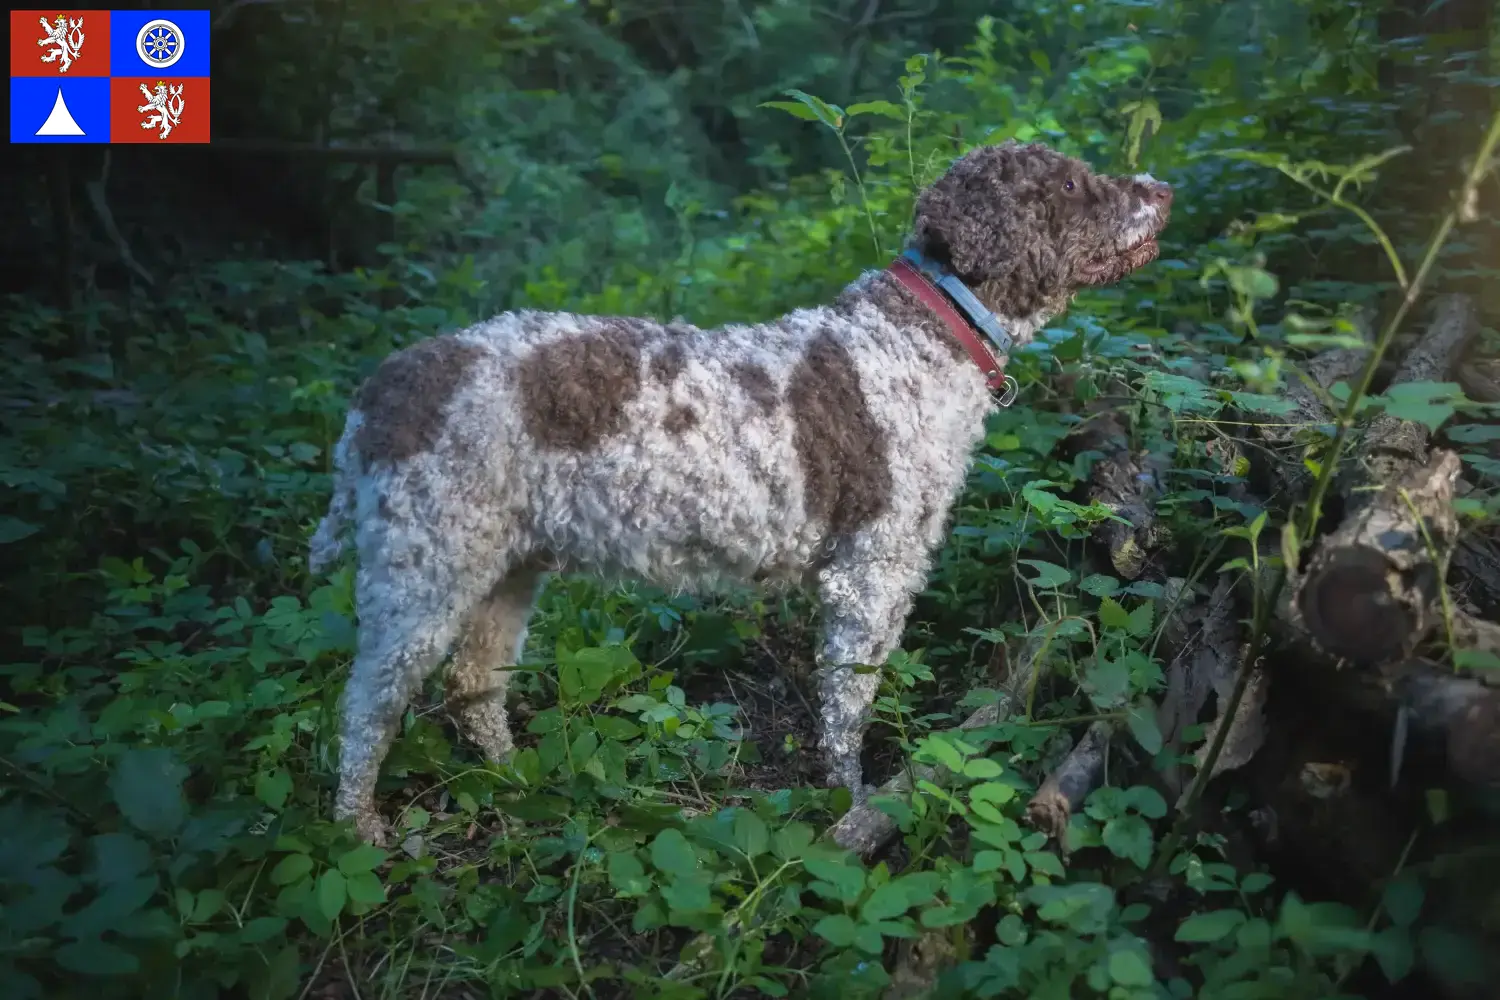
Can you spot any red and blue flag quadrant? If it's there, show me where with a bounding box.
[10,77,109,142]
[9,9,211,144]
[110,77,211,143]
[9,10,111,77]
[108,10,211,77]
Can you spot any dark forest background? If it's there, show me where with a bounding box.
[2,2,1499,999]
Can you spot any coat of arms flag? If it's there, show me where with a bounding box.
[9,9,211,143]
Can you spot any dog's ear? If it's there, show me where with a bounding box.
[911,142,1051,282]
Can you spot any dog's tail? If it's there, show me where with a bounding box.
[309,413,363,575]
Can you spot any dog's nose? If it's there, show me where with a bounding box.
[1145,182,1172,207]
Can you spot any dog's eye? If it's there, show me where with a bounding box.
[1063,179,1075,193]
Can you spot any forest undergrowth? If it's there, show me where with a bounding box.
[3,4,1500,999]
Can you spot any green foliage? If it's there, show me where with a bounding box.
[5,0,1500,996]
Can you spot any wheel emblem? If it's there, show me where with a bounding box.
[136,18,185,70]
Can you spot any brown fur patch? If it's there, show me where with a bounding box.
[517,323,645,451]
[663,405,698,435]
[787,332,892,536]
[651,343,688,385]
[731,362,780,415]
[354,336,487,466]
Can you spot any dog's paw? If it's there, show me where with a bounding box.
[348,808,391,847]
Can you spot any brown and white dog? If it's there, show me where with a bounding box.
[310,141,1171,843]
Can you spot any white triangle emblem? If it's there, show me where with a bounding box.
[36,88,86,136]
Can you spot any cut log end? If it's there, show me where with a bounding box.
[1295,449,1461,664]
[1297,547,1427,663]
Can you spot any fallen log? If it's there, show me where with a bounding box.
[1023,720,1113,846]
[1352,294,1479,491]
[1253,309,1372,504]
[1295,449,1464,664]
[1292,294,1479,664]
[1387,662,1500,789]
[1069,405,1168,580]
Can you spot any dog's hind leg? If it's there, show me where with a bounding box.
[445,567,546,762]
[335,561,473,845]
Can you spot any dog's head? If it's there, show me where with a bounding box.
[910,141,1171,320]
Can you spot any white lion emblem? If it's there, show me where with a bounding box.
[138,82,186,140]
[37,14,86,73]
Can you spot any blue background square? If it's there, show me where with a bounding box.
[11,77,111,143]
[109,10,211,78]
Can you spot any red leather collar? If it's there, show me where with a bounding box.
[887,256,1008,391]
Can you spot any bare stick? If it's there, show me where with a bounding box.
[1024,721,1112,846]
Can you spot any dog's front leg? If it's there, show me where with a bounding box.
[813,561,917,801]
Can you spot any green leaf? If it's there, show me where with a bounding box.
[661,875,713,914]
[1453,648,1500,672]
[315,869,347,922]
[1176,909,1246,943]
[60,875,159,940]
[1080,574,1120,597]
[1126,703,1163,755]
[804,855,866,904]
[772,822,815,862]
[1025,851,1065,878]
[1018,559,1072,589]
[54,938,139,976]
[270,853,313,886]
[780,88,844,129]
[337,844,386,876]
[1108,948,1154,987]
[963,757,1003,780]
[1377,381,1464,433]
[1446,423,1500,443]
[759,100,820,121]
[732,809,770,859]
[255,768,293,811]
[861,882,911,922]
[1417,927,1486,985]
[345,871,385,906]
[1375,873,1422,929]
[1240,872,1274,895]
[109,748,188,837]
[89,832,150,884]
[1372,927,1414,983]
[1084,655,1131,709]
[1126,600,1154,637]
[594,715,642,741]
[1122,785,1168,819]
[813,913,858,947]
[1102,815,1154,869]
[0,517,40,544]
[649,829,697,879]
[915,735,966,773]
[845,100,904,120]
[854,924,885,954]
[246,943,301,1000]
[969,781,1016,806]
[1098,596,1130,631]
[608,850,651,897]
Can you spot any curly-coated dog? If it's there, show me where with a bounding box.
[310,141,1171,842]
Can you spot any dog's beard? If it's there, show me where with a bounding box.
[1077,235,1160,285]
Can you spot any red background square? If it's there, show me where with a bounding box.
[110,77,211,144]
[10,10,111,77]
